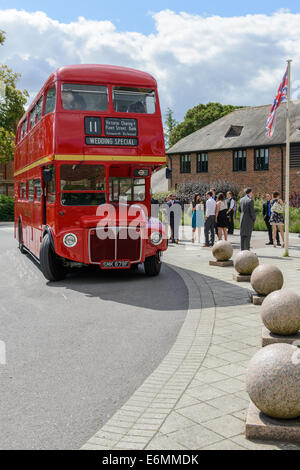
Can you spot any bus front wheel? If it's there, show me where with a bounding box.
[144,252,162,276]
[40,234,66,282]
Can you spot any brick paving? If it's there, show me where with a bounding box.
[82,230,300,450]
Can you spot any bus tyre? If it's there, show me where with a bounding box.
[144,252,162,276]
[18,221,25,254]
[40,234,66,282]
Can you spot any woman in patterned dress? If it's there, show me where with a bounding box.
[269,191,285,248]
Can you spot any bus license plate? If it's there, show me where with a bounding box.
[102,261,130,269]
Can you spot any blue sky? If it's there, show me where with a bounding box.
[0,0,299,34]
[1,3,300,121]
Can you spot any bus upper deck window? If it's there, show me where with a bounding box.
[36,96,43,122]
[113,87,156,114]
[30,107,36,129]
[61,83,108,111]
[45,86,56,115]
[21,118,27,139]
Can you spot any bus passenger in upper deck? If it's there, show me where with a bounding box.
[71,94,86,110]
[129,101,146,113]
[61,91,86,110]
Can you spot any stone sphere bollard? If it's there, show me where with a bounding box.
[234,250,259,275]
[250,264,283,296]
[261,289,300,335]
[246,343,300,419]
[212,240,233,261]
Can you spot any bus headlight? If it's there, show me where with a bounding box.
[63,233,78,248]
[150,231,162,245]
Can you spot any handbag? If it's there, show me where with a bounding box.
[271,200,284,214]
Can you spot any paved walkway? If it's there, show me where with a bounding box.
[82,230,300,450]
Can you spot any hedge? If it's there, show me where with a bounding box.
[0,195,14,221]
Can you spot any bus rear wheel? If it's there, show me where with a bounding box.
[18,221,25,254]
[40,234,66,282]
[144,252,162,276]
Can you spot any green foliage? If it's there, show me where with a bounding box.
[0,48,29,162]
[0,65,29,133]
[0,195,14,221]
[234,198,300,233]
[0,127,15,162]
[0,30,5,46]
[169,102,241,147]
[152,191,171,204]
[164,108,178,150]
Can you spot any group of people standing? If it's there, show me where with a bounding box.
[191,189,235,246]
[162,188,285,250]
[263,192,285,247]
[237,188,285,250]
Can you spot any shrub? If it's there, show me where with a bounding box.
[176,179,241,205]
[0,195,14,221]
[152,191,172,204]
[234,197,300,233]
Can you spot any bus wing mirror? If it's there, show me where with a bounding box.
[43,168,53,182]
[166,167,172,179]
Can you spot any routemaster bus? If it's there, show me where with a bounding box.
[14,64,167,281]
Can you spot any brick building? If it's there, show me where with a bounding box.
[0,161,14,196]
[167,101,300,197]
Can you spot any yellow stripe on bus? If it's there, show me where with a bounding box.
[55,155,166,163]
[14,154,166,175]
[14,155,54,176]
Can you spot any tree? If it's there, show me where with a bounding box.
[0,32,28,162]
[164,107,178,150]
[169,102,242,148]
[0,30,5,46]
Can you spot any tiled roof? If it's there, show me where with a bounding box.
[167,100,300,154]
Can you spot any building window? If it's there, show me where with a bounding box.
[180,154,191,173]
[233,149,247,172]
[225,125,243,138]
[290,144,300,168]
[197,153,208,173]
[254,148,269,171]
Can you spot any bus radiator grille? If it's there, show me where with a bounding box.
[89,227,141,263]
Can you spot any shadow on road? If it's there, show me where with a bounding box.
[44,260,251,310]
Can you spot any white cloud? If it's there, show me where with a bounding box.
[1,8,300,121]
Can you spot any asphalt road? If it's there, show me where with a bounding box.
[0,223,188,450]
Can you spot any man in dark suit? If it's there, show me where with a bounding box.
[263,193,280,246]
[167,194,181,244]
[238,188,256,251]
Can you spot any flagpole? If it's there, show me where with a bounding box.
[284,59,292,257]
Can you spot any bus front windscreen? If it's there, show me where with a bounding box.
[61,83,108,111]
[112,87,156,114]
[60,164,106,206]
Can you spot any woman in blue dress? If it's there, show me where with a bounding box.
[191,194,204,243]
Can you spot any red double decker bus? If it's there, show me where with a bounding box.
[14,64,167,281]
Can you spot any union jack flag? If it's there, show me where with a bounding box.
[266,66,288,137]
